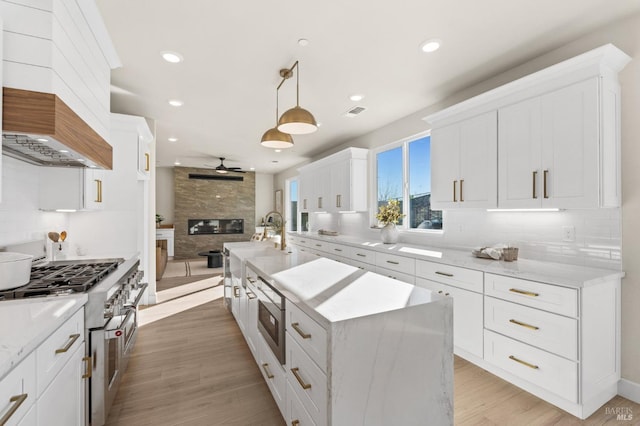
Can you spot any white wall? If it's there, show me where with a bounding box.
[255,172,274,223]
[276,13,640,386]
[0,156,69,249]
[156,167,174,224]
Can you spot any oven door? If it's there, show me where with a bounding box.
[90,308,136,426]
[257,298,285,364]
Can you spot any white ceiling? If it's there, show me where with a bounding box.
[96,0,640,174]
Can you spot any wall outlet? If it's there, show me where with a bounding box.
[562,226,576,242]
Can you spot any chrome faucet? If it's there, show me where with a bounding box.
[265,210,286,251]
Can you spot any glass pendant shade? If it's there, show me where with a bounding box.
[260,127,294,148]
[277,106,317,135]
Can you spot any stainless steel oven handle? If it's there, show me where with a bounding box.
[124,282,148,308]
[105,308,136,340]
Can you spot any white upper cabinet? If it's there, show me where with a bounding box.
[426,44,630,210]
[298,147,368,213]
[39,168,106,211]
[499,78,600,209]
[431,111,498,209]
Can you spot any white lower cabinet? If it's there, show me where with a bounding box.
[257,335,287,418]
[286,335,327,426]
[415,277,483,358]
[0,307,87,426]
[36,342,86,426]
[287,382,316,426]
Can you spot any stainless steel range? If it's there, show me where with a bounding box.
[0,241,146,426]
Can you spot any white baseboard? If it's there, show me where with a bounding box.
[619,379,640,404]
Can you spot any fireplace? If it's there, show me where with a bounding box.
[188,219,244,235]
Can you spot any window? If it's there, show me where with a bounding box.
[375,133,442,230]
[287,178,298,231]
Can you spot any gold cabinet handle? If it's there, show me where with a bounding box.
[318,196,323,209]
[246,291,257,300]
[460,179,464,202]
[291,322,311,339]
[55,333,80,354]
[303,199,307,210]
[356,253,367,257]
[82,356,92,379]
[0,394,28,425]
[509,319,539,331]
[261,363,274,379]
[532,171,538,199]
[292,421,300,426]
[144,152,150,172]
[543,169,549,199]
[315,244,322,247]
[509,355,539,370]
[334,248,342,252]
[386,260,399,265]
[509,288,539,297]
[233,286,240,298]
[94,179,103,203]
[438,290,443,294]
[435,271,454,277]
[453,180,458,202]
[336,194,342,208]
[247,277,256,283]
[291,367,312,390]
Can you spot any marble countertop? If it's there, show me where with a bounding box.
[0,294,87,380]
[247,253,445,328]
[289,232,624,288]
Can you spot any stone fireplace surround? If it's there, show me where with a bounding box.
[174,167,255,259]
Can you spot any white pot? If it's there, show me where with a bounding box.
[0,252,33,290]
[380,223,399,244]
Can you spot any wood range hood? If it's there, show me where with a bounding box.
[2,88,113,169]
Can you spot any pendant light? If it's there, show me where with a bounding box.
[277,61,318,135]
[261,88,294,148]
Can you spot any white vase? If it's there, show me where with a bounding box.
[380,223,399,244]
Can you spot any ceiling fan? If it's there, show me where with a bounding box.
[204,157,246,174]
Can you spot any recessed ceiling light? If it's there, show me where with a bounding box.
[298,38,309,46]
[168,99,184,107]
[275,149,282,153]
[168,137,178,142]
[161,51,183,63]
[420,38,441,53]
[349,94,365,102]
[250,167,255,171]
[36,138,48,142]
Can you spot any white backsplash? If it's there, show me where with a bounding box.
[0,157,69,247]
[313,207,621,270]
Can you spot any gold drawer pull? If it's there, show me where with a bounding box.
[386,260,400,265]
[0,394,28,425]
[453,180,457,202]
[435,271,453,277]
[82,356,92,379]
[315,244,322,247]
[356,253,367,257]
[460,179,464,202]
[532,170,538,199]
[246,291,257,300]
[247,277,256,283]
[292,420,300,426]
[291,367,312,390]
[543,169,549,199]
[334,248,342,252]
[261,363,274,379]
[509,319,539,331]
[291,322,311,339]
[509,288,539,297]
[144,152,150,172]
[233,286,240,298]
[55,333,80,354]
[509,355,539,370]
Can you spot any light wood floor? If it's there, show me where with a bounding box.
[106,294,639,426]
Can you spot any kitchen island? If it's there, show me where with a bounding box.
[225,243,453,426]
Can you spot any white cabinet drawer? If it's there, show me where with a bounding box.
[375,266,415,285]
[484,330,577,403]
[416,278,483,358]
[286,335,327,426]
[342,258,374,272]
[375,252,415,275]
[0,352,36,426]
[257,335,286,418]
[485,274,577,317]
[296,237,311,247]
[416,260,483,293]
[36,307,84,396]
[308,240,331,253]
[485,296,577,360]
[325,242,348,258]
[286,301,327,373]
[287,382,317,426]
[347,247,376,265]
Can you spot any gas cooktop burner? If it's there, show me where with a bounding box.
[0,260,122,300]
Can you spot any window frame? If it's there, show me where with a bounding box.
[285,177,298,232]
[370,130,442,234]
